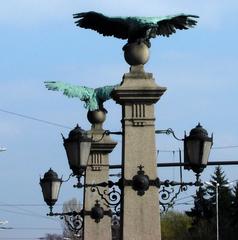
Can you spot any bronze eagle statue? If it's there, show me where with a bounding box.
[44,81,118,111]
[73,11,199,47]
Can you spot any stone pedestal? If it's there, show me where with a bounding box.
[112,65,166,240]
[83,119,117,240]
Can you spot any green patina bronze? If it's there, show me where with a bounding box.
[73,11,199,47]
[44,81,119,111]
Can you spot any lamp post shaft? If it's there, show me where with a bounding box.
[216,183,219,240]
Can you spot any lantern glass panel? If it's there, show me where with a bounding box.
[52,181,62,200]
[64,140,91,173]
[186,139,200,165]
[80,141,91,167]
[202,141,212,166]
[64,141,79,170]
[40,180,62,206]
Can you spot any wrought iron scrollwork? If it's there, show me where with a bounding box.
[159,185,187,212]
[91,185,121,216]
[61,213,83,235]
[47,199,112,229]
[159,179,202,212]
[48,210,84,233]
[119,164,203,212]
[68,165,203,218]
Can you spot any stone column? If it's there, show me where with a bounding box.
[83,110,117,240]
[113,65,166,240]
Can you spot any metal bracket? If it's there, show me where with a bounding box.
[123,165,202,197]
[155,128,183,141]
[85,200,112,223]
[123,165,160,196]
[47,200,111,224]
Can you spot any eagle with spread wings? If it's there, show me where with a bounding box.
[44,81,118,111]
[73,11,199,47]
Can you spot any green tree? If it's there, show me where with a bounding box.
[186,186,213,224]
[186,187,215,240]
[227,182,238,238]
[187,166,235,240]
[161,211,191,240]
[231,182,238,226]
[206,166,233,240]
[188,220,216,240]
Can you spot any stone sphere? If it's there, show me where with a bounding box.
[123,42,149,66]
[87,110,106,124]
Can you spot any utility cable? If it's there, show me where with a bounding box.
[0,208,58,222]
[0,201,57,220]
[212,145,238,149]
[0,108,71,129]
[1,108,238,149]
[0,238,49,240]
[0,227,61,230]
[174,195,194,202]
[158,145,238,153]
[0,203,79,207]
[0,204,58,207]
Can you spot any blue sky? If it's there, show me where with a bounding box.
[1,1,238,239]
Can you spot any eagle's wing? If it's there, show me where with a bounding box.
[156,14,199,37]
[44,81,95,108]
[94,84,119,102]
[73,11,129,39]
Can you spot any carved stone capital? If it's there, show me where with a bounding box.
[112,68,166,105]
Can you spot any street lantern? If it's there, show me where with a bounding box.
[184,123,213,173]
[63,125,92,177]
[40,168,62,209]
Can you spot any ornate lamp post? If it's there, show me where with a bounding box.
[40,168,62,214]
[184,123,213,175]
[62,125,92,188]
[63,125,92,176]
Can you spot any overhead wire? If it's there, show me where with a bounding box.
[158,145,238,153]
[0,108,71,130]
[0,207,58,222]
[174,195,194,202]
[0,108,238,150]
[0,203,80,207]
[0,227,61,230]
[0,238,38,240]
[212,145,238,149]
[0,238,54,240]
[0,203,62,207]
